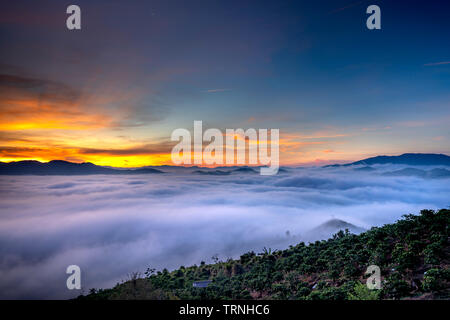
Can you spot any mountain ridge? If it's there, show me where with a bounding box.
[324,153,450,168]
[0,160,164,175]
[2,153,450,175]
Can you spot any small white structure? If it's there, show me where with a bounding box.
[193,280,212,288]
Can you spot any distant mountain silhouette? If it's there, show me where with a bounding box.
[193,170,231,176]
[427,168,450,178]
[325,153,450,167]
[232,167,257,173]
[353,166,376,172]
[382,167,427,178]
[0,160,164,175]
[382,167,450,179]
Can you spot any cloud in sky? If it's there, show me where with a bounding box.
[203,89,232,93]
[0,73,102,130]
[0,166,449,298]
[0,71,175,166]
[424,61,450,66]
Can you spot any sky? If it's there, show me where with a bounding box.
[1,0,449,167]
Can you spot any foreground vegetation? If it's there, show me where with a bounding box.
[79,209,449,300]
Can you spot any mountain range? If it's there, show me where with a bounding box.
[0,160,164,175]
[325,153,450,167]
[1,153,449,175]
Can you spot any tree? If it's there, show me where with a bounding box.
[348,282,380,300]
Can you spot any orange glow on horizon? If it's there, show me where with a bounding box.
[0,92,359,167]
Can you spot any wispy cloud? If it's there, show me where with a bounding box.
[0,71,174,167]
[424,61,450,66]
[203,89,231,93]
[78,142,174,157]
[0,73,111,131]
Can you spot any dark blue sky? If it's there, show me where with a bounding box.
[0,0,449,165]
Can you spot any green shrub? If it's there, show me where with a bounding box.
[422,268,450,291]
[382,273,412,299]
[348,282,380,300]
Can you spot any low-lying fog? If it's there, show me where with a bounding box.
[0,165,449,298]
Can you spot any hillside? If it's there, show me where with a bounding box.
[303,219,365,242]
[79,209,450,300]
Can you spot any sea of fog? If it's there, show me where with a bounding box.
[0,166,449,299]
